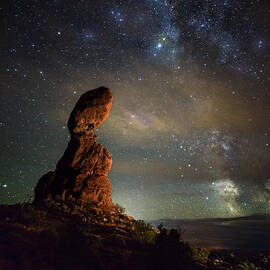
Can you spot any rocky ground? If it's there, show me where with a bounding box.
[0,203,269,270]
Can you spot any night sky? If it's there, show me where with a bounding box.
[1,0,270,220]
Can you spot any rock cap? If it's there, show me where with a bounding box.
[68,87,113,136]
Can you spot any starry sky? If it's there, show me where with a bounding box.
[1,0,270,220]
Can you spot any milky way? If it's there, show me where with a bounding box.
[0,0,270,219]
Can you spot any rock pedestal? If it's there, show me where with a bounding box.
[34,87,114,209]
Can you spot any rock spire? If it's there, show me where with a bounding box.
[34,87,114,209]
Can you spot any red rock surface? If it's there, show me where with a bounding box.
[34,87,114,209]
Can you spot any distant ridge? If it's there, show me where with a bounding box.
[150,214,270,224]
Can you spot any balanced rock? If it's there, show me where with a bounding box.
[34,87,114,209]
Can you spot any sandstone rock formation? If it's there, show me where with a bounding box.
[34,87,114,209]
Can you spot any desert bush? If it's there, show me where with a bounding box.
[156,223,185,247]
[183,242,210,264]
[237,260,261,270]
[84,201,97,214]
[114,203,125,213]
[133,220,156,244]
[154,223,210,268]
[152,224,191,269]
[19,204,47,225]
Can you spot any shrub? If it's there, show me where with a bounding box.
[133,220,156,244]
[184,242,210,264]
[154,224,210,267]
[153,224,191,269]
[238,261,261,270]
[84,201,97,215]
[20,204,47,225]
[114,203,125,213]
[156,223,185,248]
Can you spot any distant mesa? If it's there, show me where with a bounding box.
[34,87,114,209]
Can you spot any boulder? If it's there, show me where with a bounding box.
[34,87,114,209]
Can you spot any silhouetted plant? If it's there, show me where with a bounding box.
[84,201,97,213]
[20,203,47,225]
[114,203,125,213]
[133,220,156,244]
[238,260,261,270]
[154,223,211,269]
[183,242,210,264]
[153,224,188,269]
[156,223,185,247]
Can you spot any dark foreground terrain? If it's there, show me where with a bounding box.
[0,203,269,270]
